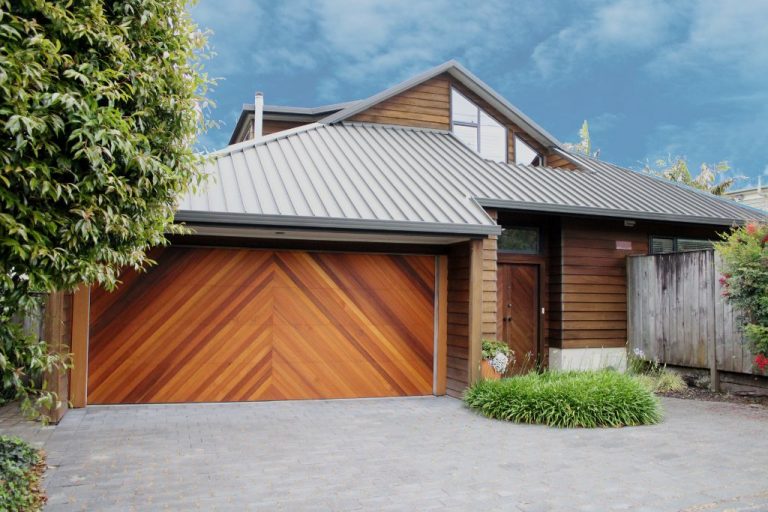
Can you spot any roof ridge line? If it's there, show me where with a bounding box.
[208,123,323,157]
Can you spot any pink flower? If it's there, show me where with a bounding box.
[746,223,758,235]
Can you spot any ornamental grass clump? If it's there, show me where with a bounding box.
[464,370,662,428]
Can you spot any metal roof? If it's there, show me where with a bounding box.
[179,123,501,236]
[181,123,763,235]
[320,60,562,148]
[472,149,764,225]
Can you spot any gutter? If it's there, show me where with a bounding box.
[475,198,749,226]
[175,210,502,237]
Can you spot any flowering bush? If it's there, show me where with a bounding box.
[481,340,512,374]
[716,222,768,372]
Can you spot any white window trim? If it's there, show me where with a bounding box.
[514,134,544,166]
[450,87,507,163]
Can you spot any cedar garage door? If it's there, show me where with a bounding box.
[87,247,435,404]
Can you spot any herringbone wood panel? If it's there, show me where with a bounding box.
[88,247,435,404]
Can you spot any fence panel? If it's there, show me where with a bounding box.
[627,250,750,375]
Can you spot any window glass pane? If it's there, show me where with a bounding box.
[650,237,675,254]
[453,124,478,152]
[499,227,539,254]
[479,111,506,162]
[451,89,477,124]
[677,239,713,252]
[514,136,542,166]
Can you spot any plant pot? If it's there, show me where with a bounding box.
[481,359,502,380]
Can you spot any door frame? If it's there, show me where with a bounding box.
[496,253,546,363]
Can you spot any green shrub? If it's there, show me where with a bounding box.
[464,370,662,428]
[633,371,687,393]
[0,436,45,511]
[715,222,768,360]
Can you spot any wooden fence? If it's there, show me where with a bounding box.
[627,250,753,388]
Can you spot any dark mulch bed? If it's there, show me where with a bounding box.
[658,386,768,407]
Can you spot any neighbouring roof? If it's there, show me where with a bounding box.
[229,100,360,144]
[179,123,764,234]
[320,60,561,149]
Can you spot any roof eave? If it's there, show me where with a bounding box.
[475,198,748,227]
[175,210,502,237]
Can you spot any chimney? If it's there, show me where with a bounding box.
[253,91,264,139]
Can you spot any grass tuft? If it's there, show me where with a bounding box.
[633,371,687,393]
[464,370,662,428]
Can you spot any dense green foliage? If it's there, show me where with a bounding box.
[716,223,768,365]
[0,436,45,511]
[464,371,662,428]
[0,0,211,416]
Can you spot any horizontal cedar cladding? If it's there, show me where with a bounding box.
[348,73,575,170]
[550,217,727,350]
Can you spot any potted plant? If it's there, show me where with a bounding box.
[480,340,513,380]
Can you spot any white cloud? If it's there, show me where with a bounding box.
[532,0,679,78]
[648,0,768,82]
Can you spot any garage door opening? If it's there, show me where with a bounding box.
[87,247,440,404]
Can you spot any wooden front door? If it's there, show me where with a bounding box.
[87,247,435,404]
[497,262,540,371]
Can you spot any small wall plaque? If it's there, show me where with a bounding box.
[616,240,633,250]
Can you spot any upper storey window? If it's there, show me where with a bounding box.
[514,135,543,166]
[450,88,507,163]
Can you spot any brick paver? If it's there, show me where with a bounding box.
[3,396,768,511]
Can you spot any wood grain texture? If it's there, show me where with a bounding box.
[88,247,435,404]
[70,286,90,408]
[497,263,539,368]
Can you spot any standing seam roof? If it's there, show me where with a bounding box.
[178,123,764,233]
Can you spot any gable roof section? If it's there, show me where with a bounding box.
[320,60,562,149]
[179,123,500,236]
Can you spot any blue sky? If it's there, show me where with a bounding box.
[190,0,768,187]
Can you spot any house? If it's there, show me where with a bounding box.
[65,61,763,407]
[725,181,768,211]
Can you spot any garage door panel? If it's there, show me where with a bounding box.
[89,247,435,404]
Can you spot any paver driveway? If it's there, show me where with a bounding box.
[29,397,768,510]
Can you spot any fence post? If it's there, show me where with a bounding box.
[708,251,721,392]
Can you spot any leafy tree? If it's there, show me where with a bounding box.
[644,156,734,195]
[563,120,600,158]
[0,0,212,417]
[716,223,768,371]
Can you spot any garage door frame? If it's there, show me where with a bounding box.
[69,246,448,407]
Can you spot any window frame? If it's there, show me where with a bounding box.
[514,134,544,166]
[498,226,540,255]
[449,87,507,163]
[649,235,714,254]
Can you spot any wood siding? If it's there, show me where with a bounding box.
[551,218,726,349]
[243,119,309,140]
[445,236,496,397]
[88,247,435,404]
[349,73,577,169]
